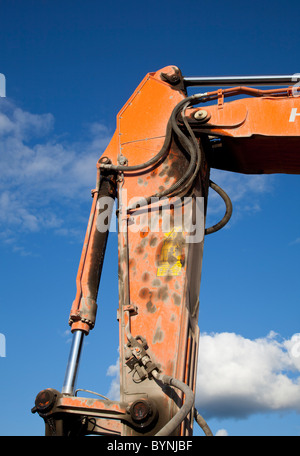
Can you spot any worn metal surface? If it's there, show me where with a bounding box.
[33,65,300,436]
[184,87,300,174]
[69,161,117,333]
[106,67,209,435]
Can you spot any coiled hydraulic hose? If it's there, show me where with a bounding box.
[100,93,232,235]
[100,119,174,173]
[205,180,233,235]
[100,94,206,209]
[152,370,195,437]
[125,97,204,212]
[152,370,213,436]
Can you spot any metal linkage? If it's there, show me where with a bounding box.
[184,74,300,87]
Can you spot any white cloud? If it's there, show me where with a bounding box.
[105,331,300,424]
[0,99,276,253]
[106,357,120,401]
[290,237,300,246]
[196,331,300,419]
[0,100,54,139]
[0,99,112,247]
[0,190,63,233]
[215,429,229,436]
[210,169,273,204]
[207,169,274,228]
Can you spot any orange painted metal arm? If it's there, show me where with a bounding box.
[183,86,300,174]
[97,67,207,436]
[33,66,300,437]
[69,158,117,334]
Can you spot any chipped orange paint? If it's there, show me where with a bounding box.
[94,66,208,436]
[63,69,300,436]
[186,86,300,174]
[60,396,126,414]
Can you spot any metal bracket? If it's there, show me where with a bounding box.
[217,89,224,109]
[160,66,186,94]
[125,336,158,381]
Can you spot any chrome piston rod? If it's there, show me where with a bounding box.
[62,330,85,395]
[183,74,300,87]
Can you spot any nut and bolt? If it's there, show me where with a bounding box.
[118,155,128,166]
[194,109,208,121]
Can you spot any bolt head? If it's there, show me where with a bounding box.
[194,109,208,120]
[118,155,128,165]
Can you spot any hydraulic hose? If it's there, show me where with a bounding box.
[167,102,202,197]
[102,91,233,238]
[194,407,213,436]
[158,94,206,199]
[126,96,205,212]
[152,371,195,437]
[100,94,207,212]
[99,120,174,172]
[205,180,233,235]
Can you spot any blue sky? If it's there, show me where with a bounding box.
[0,0,300,436]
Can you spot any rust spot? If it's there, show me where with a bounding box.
[129,258,136,269]
[141,237,149,247]
[149,235,158,247]
[142,272,150,282]
[139,287,157,313]
[172,292,181,306]
[167,165,176,178]
[139,287,150,299]
[152,278,161,287]
[146,300,157,313]
[135,245,144,255]
[153,326,164,343]
[164,275,173,282]
[166,148,189,181]
[135,237,149,255]
[158,285,168,301]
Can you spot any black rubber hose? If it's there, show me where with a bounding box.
[152,371,195,437]
[153,94,207,199]
[167,102,202,197]
[99,119,173,172]
[99,94,200,174]
[126,100,200,211]
[205,180,233,234]
[112,93,207,212]
[150,100,198,198]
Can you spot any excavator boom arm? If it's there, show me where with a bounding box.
[32,66,300,437]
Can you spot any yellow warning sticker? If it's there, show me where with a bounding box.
[157,228,185,277]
